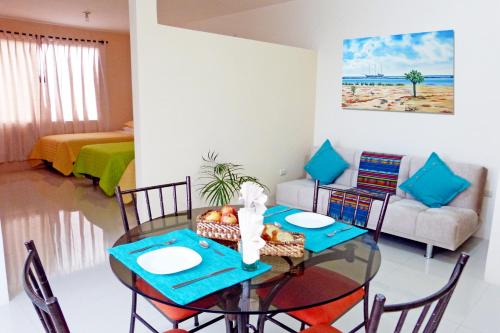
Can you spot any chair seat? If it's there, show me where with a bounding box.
[289,288,364,325]
[261,266,364,325]
[301,324,342,333]
[136,278,202,321]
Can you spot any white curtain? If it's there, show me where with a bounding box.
[0,32,40,163]
[39,38,109,135]
[0,33,109,163]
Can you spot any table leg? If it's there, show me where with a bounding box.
[237,313,251,333]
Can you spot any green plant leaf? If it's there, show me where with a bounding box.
[198,151,268,206]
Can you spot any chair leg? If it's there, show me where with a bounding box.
[194,314,200,326]
[257,314,267,333]
[130,291,137,333]
[300,322,306,331]
[425,244,434,259]
[173,321,178,329]
[363,284,370,330]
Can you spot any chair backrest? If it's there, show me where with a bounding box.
[312,180,390,243]
[23,240,70,333]
[115,176,192,232]
[367,253,469,333]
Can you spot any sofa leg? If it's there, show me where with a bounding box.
[425,244,434,259]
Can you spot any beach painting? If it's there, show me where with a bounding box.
[342,30,454,114]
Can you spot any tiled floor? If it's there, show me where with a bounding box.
[0,168,498,332]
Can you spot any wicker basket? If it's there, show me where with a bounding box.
[196,211,240,242]
[260,232,305,258]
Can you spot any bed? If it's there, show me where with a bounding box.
[72,141,135,196]
[28,131,134,175]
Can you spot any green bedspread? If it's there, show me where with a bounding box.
[73,141,135,196]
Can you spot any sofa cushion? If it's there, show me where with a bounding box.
[304,140,349,185]
[306,146,358,187]
[367,198,426,236]
[415,206,479,250]
[408,155,486,213]
[400,153,470,208]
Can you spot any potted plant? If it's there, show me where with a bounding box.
[198,151,268,206]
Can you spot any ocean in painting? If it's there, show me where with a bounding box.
[342,30,454,114]
[342,75,454,86]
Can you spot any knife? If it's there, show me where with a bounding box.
[128,238,176,254]
[263,208,294,218]
[171,267,236,289]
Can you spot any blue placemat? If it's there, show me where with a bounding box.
[108,228,271,305]
[264,205,368,252]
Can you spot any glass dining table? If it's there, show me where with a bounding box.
[109,207,381,333]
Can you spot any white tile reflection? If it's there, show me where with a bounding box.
[2,210,106,296]
[0,168,123,297]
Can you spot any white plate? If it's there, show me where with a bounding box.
[285,212,334,229]
[136,246,202,275]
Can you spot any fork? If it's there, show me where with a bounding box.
[326,226,353,237]
[128,238,177,254]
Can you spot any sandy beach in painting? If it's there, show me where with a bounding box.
[342,84,454,114]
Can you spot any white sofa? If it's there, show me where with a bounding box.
[276,147,487,257]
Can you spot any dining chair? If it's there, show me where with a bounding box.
[23,240,70,333]
[312,180,391,243]
[115,176,206,333]
[268,180,391,332]
[115,176,192,232]
[300,253,470,333]
[23,240,189,333]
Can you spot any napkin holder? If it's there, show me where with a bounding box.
[238,232,305,258]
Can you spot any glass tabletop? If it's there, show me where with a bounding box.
[109,207,381,315]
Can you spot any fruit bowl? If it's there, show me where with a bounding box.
[196,206,240,242]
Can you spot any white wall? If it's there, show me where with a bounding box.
[486,181,500,284]
[183,0,500,283]
[129,0,317,209]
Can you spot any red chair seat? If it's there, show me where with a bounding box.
[289,288,364,325]
[258,266,364,325]
[136,278,211,321]
[301,324,342,333]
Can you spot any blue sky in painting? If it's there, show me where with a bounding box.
[343,30,454,77]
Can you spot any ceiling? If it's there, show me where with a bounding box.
[157,0,293,26]
[0,0,130,32]
[0,0,293,32]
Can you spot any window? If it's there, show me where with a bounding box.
[41,41,101,122]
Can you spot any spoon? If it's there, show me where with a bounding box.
[199,240,225,256]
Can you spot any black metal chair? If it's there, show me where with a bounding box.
[23,240,190,333]
[312,180,391,243]
[271,180,391,332]
[300,253,470,333]
[115,176,192,232]
[23,240,70,333]
[115,176,204,333]
[367,252,469,333]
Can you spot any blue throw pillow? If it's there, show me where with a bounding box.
[304,139,349,185]
[400,152,470,208]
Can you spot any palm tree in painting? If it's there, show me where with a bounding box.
[404,70,424,97]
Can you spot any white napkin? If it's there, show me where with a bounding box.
[238,182,267,264]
